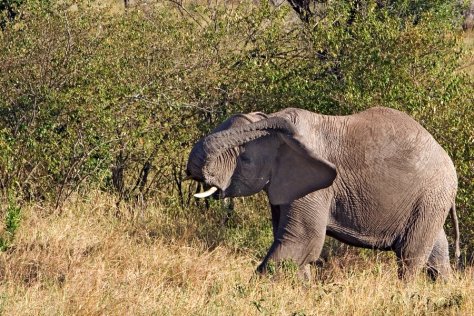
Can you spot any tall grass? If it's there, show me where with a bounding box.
[463,31,474,76]
[0,193,472,315]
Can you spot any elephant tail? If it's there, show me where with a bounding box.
[450,203,461,266]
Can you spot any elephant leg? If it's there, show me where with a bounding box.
[394,204,449,280]
[258,193,331,279]
[270,204,281,239]
[426,229,451,280]
[257,229,326,280]
[395,245,432,281]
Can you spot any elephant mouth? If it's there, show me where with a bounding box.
[189,179,226,200]
[184,170,226,199]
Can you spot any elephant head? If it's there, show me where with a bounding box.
[186,113,337,205]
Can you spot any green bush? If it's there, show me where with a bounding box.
[0,193,21,251]
[0,1,472,252]
[0,0,25,28]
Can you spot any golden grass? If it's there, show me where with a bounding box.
[0,192,473,315]
[462,31,474,76]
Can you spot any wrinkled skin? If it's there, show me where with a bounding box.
[186,107,460,280]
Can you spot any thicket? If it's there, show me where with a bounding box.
[0,1,472,253]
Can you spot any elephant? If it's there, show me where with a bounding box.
[185,107,460,280]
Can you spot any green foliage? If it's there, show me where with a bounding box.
[0,0,24,25]
[0,194,21,251]
[0,0,472,252]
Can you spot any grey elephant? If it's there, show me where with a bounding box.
[186,107,460,280]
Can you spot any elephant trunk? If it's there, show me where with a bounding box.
[202,117,296,156]
[200,117,297,188]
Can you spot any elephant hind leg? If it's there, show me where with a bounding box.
[426,229,451,280]
[394,218,444,280]
[395,249,431,281]
[394,195,451,281]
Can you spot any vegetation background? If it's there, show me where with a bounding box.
[0,0,473,314]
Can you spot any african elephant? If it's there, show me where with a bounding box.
[186,107,460,280]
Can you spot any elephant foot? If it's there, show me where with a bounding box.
[426,265,452,281]
[256,259,312,282]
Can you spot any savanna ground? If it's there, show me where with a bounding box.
[1,193,474,315]
[0,0,474,315]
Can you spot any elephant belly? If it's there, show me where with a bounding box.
[325,223,395,251]
[325,199,408,251]
[325,172,419,251]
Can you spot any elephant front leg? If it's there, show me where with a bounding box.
[257,197,330,279]
[257,235,326,280]
[270,204,281,239]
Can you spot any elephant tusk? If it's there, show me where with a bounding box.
[194,186,218,198]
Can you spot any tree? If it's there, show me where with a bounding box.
[286,0,466,26]
[0,0,24,28]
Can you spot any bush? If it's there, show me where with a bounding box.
[0,0,472,252]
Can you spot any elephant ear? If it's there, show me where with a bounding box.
[268,134,337,205]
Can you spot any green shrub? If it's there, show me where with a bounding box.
[0,0,472,252]
[0,194,21,251]
[0,0,25,28]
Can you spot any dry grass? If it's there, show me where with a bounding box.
[0,193,473,315]
[462,31,474,76]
